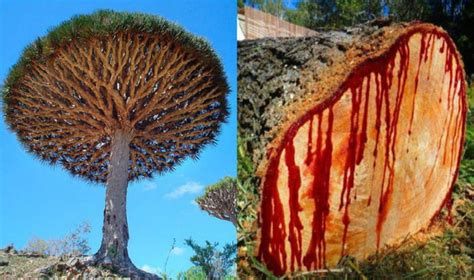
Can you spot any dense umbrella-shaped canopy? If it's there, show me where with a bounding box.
[2,10,229,183]
[196,177,237,225]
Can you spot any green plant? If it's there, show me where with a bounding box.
[184,239,236,280]
[196,177,237,225]
[176,266,207,280]
[24,222,91,256]
[236,135,259,277]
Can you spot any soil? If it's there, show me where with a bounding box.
[0,246,128,279]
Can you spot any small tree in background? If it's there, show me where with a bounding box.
[2,10,229,278]
[25,222,91,256]
[184,238,236,280]
[196,177,237,226]
[24,238,50,256]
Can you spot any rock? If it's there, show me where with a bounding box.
[59,255,69,262]
[20,251,44,258]
[55,262,67,271]
[82,255,95,263]
[2,244,15,254]
[66,257,80,267]
[0,256,9,266]
[89,267,102,277]
[34,265,52,274]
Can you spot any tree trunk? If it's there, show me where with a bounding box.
[94,130,160,279]
[95,129,132,266]
[238,21,467,276]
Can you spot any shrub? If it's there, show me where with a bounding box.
[24,222,91,256]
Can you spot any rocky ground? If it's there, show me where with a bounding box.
[0,245,127,279]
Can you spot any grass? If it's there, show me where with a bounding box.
[0,252,59,278]
[237,86,474,279]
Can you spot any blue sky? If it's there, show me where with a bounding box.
[0,0,236,277]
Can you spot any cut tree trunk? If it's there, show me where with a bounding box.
[238,21,467,276]
[94,130,159,280]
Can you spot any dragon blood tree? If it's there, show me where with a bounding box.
[238,21,467,276]
[3,10,229,278]
[196,177,237,226]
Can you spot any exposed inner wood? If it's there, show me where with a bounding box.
[255,27,466,276]
[9,32,227,182]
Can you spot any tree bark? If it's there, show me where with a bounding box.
[239,21,467,276]
[95,129,132,266]
[94,130,160,279]
[238,24,366,165]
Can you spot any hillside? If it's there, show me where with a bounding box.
[0,246,127,279]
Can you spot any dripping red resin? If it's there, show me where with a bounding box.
[257,27,467,276]
[302,109,334,270]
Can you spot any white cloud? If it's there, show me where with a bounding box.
[170,246,184,255]
[143,182,157,191]
[141,264,161,274]
[165,182,203,199]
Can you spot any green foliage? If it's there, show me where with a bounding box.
[236,135,258,232]
[236,135,261,277]
[184,238,236,280]
[377,0,474,76]
[24,238,50,256]
[385,0,432,21]
[287,0,383,29]
[2,9,226,115]
[176,266,237,280]
[176,266,207,280]
[24,222,91,257]
[243,0,286,18]
[283,0,440,29]
[237,137,254,179]
[460,85,474,186]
